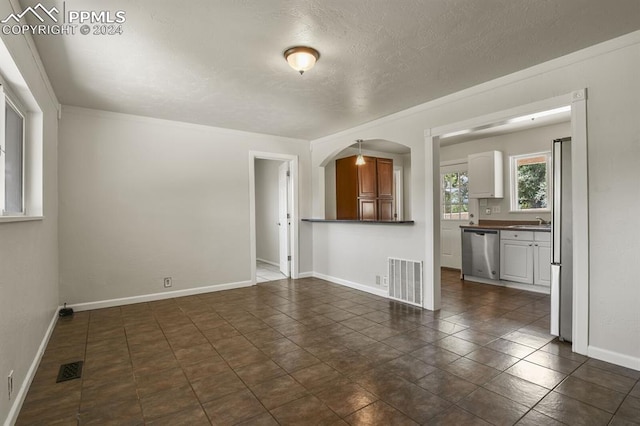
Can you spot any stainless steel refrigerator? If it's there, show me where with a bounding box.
[550,137,573,342]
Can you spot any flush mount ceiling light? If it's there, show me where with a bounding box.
[355,139,366,165]
[284,46,320,75]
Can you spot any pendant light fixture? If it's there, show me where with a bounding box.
[284,46,320,75]
[355,139,366,165]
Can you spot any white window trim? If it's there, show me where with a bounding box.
[509,151,551,213]
[0,67,43,222]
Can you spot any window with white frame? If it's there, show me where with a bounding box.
[0,86,25,215]
[441,162,469,220]
[510,152,551,211]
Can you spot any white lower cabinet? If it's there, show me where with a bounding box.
[533,232,551,287]
[500,239,534,283]
[500,230,550,287]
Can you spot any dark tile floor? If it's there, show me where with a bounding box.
[17,269,640,425]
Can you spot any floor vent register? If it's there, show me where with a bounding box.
[56,361,83,383]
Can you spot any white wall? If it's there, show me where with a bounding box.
[0,3,59,422]
[255,159,282,264]
[441,121,571,222]
[312,134,426,294]
[310,32,640,367]
[58,107,311,305]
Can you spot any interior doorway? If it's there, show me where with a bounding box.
[425,90,589,355]
[254,159,290,282]
[249,152,299,284]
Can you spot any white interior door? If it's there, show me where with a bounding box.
[278,162,290,276]
[440,161,469,269]
[441,221,465,269]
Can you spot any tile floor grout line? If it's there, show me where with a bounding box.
[120,303,147,424]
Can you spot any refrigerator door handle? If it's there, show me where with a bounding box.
[552,140,562,264]
[550,263,561,336]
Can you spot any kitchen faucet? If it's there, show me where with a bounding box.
[535,216,549,225]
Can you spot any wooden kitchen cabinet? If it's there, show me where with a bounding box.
[468,151,503,198]
[336,156,358,220]
[336,155,394,220]
[357,157,377,198]
[359,199,377,221]
[376,158,394,198]
[378,199,394,221]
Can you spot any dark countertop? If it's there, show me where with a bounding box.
[302,219,415,225]
[459,220,551,232]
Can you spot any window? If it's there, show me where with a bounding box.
[0,89,25,215]
[510,152,551,211]
[441,164,469,220]
[0,44,43,222]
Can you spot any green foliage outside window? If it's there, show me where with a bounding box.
[517,163,547,209]
[512,153,550,211]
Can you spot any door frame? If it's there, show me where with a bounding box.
[278,161,291,276]
[424,89,589,355]
[393,166,403,221]
[249,152,299,283]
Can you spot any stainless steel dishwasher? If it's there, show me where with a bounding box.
[462,229,500,280]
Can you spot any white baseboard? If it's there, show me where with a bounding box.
[588,345,640,372]
[312,272,388,298]
[296,271,313,278]
[256,258,279,268]
[463,275,550,295]
[68,280,254,312]
[5,308,59,426]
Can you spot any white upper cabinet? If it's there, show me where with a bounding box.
[468,151,503,198]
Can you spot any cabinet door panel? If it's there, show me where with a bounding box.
[359,199,377,221]
[534,243,551,286]
[376,158,394,198]
[336,156,358,219]
[468,151,503,198]
[500,240,533,283]
[357,158,377,198]
[378,199,394,221]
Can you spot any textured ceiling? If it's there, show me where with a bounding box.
[22,0,640,139]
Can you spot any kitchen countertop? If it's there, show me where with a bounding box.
[459,220,551,232]
[302,219,415,225]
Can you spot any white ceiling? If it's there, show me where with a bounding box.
[24,0,640,140]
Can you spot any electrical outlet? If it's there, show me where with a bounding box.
[485,208,492,215]
[8,370,13,400]
[163,277,172,288]
[492,206,501,213]
[383,276,388,287]
[375,275,381,285]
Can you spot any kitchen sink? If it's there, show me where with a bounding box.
[507,224,551,230]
